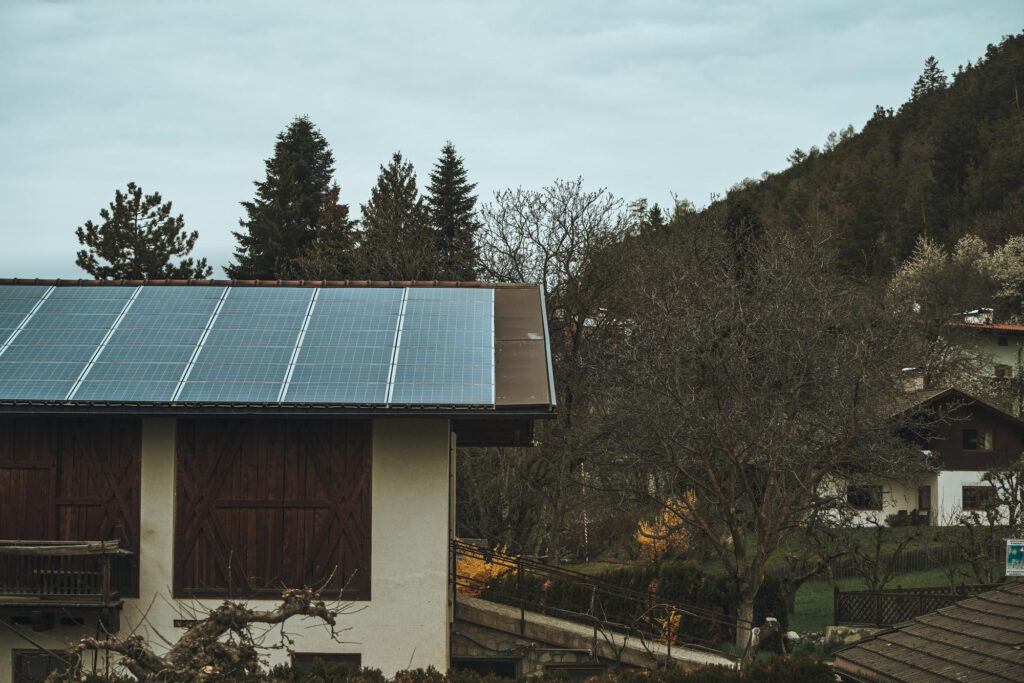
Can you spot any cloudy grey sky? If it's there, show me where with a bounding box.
[0,0,1020,278]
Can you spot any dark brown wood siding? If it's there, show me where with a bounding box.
[174,418,371,600]
[931,406,1024,470]
[0,417,141,594]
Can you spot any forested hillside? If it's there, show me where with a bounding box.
[703,31,1024,275]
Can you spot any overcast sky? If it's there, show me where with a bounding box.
[0,1,1020,278]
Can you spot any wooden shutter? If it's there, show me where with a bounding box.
[174,418,372,599]
[0,417,141,594]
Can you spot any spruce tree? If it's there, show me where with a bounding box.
[226,116,340,279]
[358,152,433,280]
[425,141,480,280]
[283,183,359,280]
[75,182,212,280]
[911,56,948,100]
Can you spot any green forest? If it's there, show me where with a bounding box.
[699,32,1024,275]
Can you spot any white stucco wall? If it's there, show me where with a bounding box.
[845,476,934,527]
[1,417,452,679]
[935,470,1005,524]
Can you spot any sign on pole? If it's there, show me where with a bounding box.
[1007,539,1024,577]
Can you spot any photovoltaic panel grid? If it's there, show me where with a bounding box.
[0,285,496,406]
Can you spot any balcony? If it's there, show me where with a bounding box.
[0,540,131,630]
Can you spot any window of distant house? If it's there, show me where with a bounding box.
[962,486,998,511]
[995,364,1013,379]
[998,335,1009,346]
[13,651,71,682]
[962,428,994,450]
[847,485,883,511]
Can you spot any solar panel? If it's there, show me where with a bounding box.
[202,328,302,347]
[283,382,388,404]
[290,345,394,365]
[0,345,99,363]
[393,364,492,384]
[74,380,181,402]
[98,345,198,363]
[390,383,493,405]
[9,328,109,347]
[305,315,400,332]
[176,381,284,403]
[86,362,186,382]
[0,301,44,315]
[48,287,133,299]
[0,284,506,407]
[0,285,51,300]
[191,346,295,364]
[117,314,213,330]
[0,380,77,400]
[399,329,492,348]
[315,288,404,302]
[212,314,307,330]
[0,314,29,329]
[27,314,121,329]
[0,362,86,381]
[135,286,225,299]
[301,330,398,347]
[290,363,391,384]
[187,363,290,383]
[105,329,207,346]
[35,299,127,315]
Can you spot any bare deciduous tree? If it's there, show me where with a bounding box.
[463,179,635,558]
[593,224,924,647]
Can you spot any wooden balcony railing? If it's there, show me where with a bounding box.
[0,540,131,606]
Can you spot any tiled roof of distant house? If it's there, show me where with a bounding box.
[833,581,1024,682]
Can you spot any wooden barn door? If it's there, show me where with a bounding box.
[174,418,372,599]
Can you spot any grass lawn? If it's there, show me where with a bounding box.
[790,566,961,633]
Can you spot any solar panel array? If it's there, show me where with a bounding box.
[0,286,495,406]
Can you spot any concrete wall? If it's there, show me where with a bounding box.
[1,417,452,679]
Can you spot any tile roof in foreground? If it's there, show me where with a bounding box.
[833,580,1024,682]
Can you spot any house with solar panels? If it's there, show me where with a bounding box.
[0,279,555,679]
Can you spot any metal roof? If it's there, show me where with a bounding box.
[0,282,555,416]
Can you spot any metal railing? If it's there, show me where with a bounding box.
[450,539,743,653]
[0,540,131,604]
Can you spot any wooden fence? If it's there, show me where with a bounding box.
[767,544,976,582]
[834,583,1001,626]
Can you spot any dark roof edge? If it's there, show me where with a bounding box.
[897,386,1024,428]
[0,278,537,289]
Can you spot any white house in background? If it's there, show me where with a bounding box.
[845,388,1024,527]
[953,316,1024,382]
[0,280,555,680]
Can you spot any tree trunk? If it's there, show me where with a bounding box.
[735,594,755,650]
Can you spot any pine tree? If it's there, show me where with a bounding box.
[358,152,433,280]
[425,141,480,280]
[75,182,212,280]
[226,116,339,279]
[911,56,948,100]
